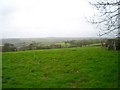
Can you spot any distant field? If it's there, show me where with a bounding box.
[2,46,119,88]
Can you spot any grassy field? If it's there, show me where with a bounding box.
[2,46,119,88]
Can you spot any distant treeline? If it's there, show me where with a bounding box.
[2,39,102,52]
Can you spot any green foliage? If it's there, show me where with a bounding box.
[105,38,120,50]
[2,46,119,88]
[2,43,16,52]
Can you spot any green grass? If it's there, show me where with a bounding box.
[0,52,2,89]
[55,42,71,47]
[2,46,119,88]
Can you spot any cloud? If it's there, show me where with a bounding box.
[1,0,98,38]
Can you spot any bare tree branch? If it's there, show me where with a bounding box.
[87,0,120,37]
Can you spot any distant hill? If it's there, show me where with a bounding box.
[1,37,100,45]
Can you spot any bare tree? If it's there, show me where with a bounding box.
[87,0,120,37]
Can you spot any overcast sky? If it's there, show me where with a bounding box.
[0,0,99,38]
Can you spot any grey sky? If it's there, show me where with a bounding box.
[0,0,99,38]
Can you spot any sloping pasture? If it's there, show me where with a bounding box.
[2,46,119,88]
